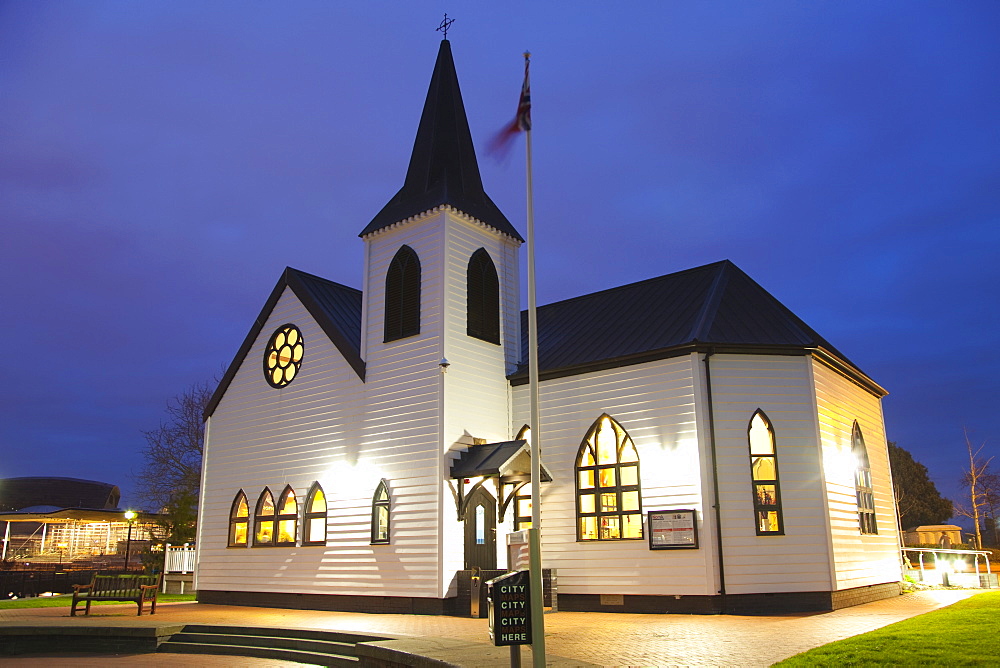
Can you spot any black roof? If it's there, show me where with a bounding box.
[450,441,552,481]
[207,260,883,420]
[0,477,121,512]
[204,267,364,418]
[509,260,885,396]
[359,40,522,242]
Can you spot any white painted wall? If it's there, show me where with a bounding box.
[198,288,443,597]
[706,354,833,594]
[811,359,901,590]
[512,356,715,596]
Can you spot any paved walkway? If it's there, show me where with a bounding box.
[0,589,978,667]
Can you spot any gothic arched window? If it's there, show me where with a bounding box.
[276,485,298,546]
[228,490,249,547]
[576,415,643,540]
[853,422,877,535]
[384,245,421,342]
[467,248,500,344]
[254,487,276,546]
[303,482,327,545]
[748,410,783,535]
[371,479,391,544]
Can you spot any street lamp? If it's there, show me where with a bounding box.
[123,510,137,571]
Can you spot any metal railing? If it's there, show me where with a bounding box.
[902,547,996,588]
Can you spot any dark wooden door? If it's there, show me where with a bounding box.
[464,486,497,570]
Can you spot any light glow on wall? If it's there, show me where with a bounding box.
[322,459,385,499]
[823,446,858,485]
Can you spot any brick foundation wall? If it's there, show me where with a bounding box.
[198,590,455,615]
[559,581,902,615]
[830,581,902,609]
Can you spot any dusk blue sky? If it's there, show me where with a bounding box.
[2,1,997,510]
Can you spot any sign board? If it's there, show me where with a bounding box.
[648,509,698,550]
[487,569,531,646]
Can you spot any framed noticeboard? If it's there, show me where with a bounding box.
[648,509,698,550]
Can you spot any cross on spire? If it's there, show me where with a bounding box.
[437,14,455,39]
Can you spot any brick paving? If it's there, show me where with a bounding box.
[0,589,978,667]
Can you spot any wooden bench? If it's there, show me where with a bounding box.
[71,573,161,616]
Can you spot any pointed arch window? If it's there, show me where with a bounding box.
[303,482,328,546]
[467,248,500,344]
[384,245,421,342]
[853,422,877,535]
[576,415,643,541]
[748,410,783,535]
[275,485,298,546]
[228,490,249,547]
[371,479,391,544]
[253,488,277,546]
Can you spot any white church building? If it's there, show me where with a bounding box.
[195,39,902,615]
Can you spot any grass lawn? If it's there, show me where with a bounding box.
[0,593,196,609]
[774,590,1000,667]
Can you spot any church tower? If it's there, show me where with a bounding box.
[358,39,522,587]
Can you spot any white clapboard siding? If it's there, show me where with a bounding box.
[512,356,714,596]
[707,354,834,594]
[436,211,523,573]
[360,214,454,596]
[199,258,450,597]
[811,359,901,590]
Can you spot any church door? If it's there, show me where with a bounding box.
[464,486,497,570]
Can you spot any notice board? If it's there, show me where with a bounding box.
[648,509,698,550]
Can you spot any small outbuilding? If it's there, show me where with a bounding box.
[903,525,964,548]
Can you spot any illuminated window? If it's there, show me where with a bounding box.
[275,485,297,546]
[853,422,877,535]
[384,245,421,342]
[264,324,304,388]
[253,488,276,546]
[576,415,643,541]
[513,489,532,530]
[228,490,249,547]
[512,425,532,530]
[303,482,327,546]
[467,248,500,344]
[371,479,391,544]
[748,410,783,535]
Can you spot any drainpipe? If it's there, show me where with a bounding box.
[703,350,727,611]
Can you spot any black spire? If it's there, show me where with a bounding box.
[360,40,522,241]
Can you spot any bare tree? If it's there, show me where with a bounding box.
[954,430,993,550]
[132,381,213,543]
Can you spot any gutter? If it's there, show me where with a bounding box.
[703,349,727,611]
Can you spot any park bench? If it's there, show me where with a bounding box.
[71,573,161,616]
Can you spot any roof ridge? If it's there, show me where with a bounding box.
[522,260,731,314]
[285,266,361,295]
[687,260,733,342]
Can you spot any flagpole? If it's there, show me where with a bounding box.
[522,50,546,668]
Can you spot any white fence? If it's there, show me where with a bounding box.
[164,543,196,573]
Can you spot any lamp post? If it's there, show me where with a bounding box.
[123,510,137,571]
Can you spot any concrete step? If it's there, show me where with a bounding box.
[180,624,387,645]
[167,631,355,655]
[157,624,390,667]
[159,640,351,666]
